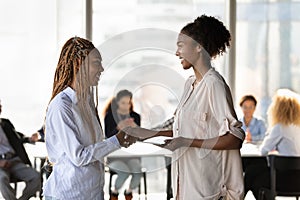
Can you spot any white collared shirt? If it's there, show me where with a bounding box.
[172,68,245,200]
[44,87,120,200]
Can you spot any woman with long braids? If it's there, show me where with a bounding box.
[43,37,136,200]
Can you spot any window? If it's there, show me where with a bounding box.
[236,0,300,120]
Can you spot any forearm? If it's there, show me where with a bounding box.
[188,133,243,150]
[129,127,173,139]
[155,130,173,137]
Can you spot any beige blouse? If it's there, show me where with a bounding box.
[172,68,245,200]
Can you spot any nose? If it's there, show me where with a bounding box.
[175,49,180,57]
[99,63,104,72]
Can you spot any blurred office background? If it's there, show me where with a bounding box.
[0,0,300,199]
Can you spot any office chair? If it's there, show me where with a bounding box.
[259,155,300,200]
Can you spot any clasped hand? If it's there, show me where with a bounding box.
[116,129,138,148]
[119,127,191,151]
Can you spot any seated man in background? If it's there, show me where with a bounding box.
[0,100,40,200]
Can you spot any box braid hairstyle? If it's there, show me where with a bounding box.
[181,15,231,59]
[49,37,100,142]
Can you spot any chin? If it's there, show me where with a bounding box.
[181,60,193,70]
[182,64,192,70]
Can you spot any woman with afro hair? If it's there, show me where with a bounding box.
[125,15,245,199]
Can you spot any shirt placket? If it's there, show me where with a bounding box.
[175,84,195,136]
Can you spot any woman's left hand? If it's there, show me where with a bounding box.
[162,137,191,151]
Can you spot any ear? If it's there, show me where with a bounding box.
[196,45,202,53]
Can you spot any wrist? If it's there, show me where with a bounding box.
[182,137,192,147]
[190,138,203,148]
[116,132,124,144]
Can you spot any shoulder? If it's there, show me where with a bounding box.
[47,90,73,117]
[104,111,114,120]
[0,118,10,123]
[269,124,282,135]
[130,111,140,118]
[204,68,226,86]
[183,75,195,88]
[0,118,12,126]
[204,69,231,97]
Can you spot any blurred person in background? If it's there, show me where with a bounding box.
[0,99,40,200]
[104,89,141,200]
[239,95,266,143]
[244,89,300,199]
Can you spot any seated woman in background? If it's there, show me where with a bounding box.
[244,89,300,199]
[260,89,300,156]
[104,90,141,200]
[239,95,266,143]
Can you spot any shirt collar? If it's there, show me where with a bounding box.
[191,67,214,84]
[63,87,78,104]
[242,117,256,127]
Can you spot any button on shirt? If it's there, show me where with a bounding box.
[172,68,245,199]
[0,119,15,155]
[44,87,121,200]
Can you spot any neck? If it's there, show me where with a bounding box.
[244,117,253,126]
[193,63,211,82]
[193,49,212,82]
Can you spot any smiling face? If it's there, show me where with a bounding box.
[175,33,200,70]
[86,49,104,86]
[241,100,256,119]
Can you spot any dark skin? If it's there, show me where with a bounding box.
[126,32,243,152]
[116,129,137,148]
[162,133,243,151]
[124,127,242,151]
[121,31,243,151]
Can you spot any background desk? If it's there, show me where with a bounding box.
[107,142,172,200]
[240,143,267,173]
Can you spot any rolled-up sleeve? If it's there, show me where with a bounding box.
[208,79,245,141]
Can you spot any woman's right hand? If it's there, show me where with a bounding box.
[116,129,137,148]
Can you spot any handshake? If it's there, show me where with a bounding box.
[114,127,191,151]
[115,127,144,148]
